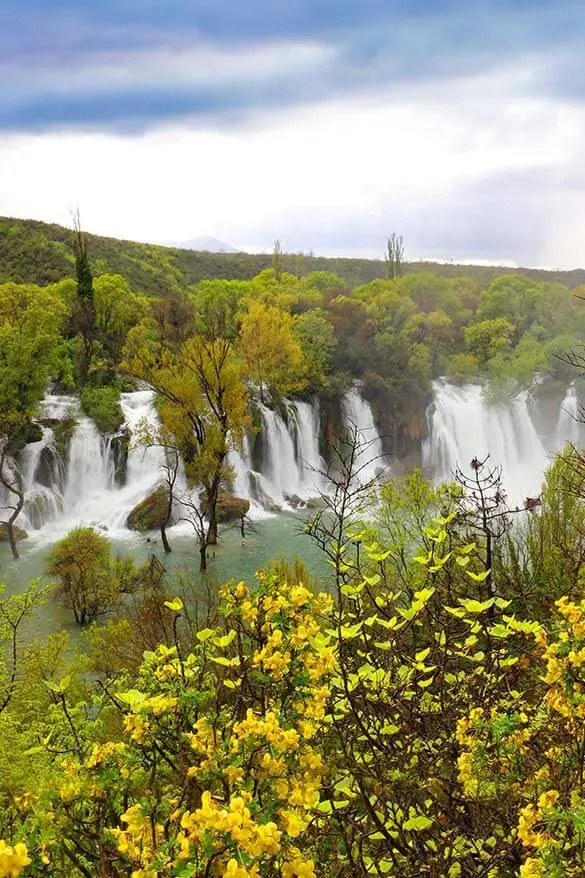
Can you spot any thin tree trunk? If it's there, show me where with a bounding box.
[1,456,24,560]
[161,525,171,553]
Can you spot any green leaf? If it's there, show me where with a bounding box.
[164,597,183,612]
[223,679,241,689]
[209,655,240,667]
[403,815,434,831]
[212,629,237,648]
[465,569,491,583]
[196,628,217,642]
[459,597,494,614]
[117,689,146,707]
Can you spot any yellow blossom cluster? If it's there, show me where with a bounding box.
[87,740,126,768]
[111,803,164,864]
[519,857,546,878]
[542,597,585,724]
[0,842,30,878]
[178,792,282,860]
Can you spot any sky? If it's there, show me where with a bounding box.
[1,1,585,267]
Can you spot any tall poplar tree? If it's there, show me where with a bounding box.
[71,210,95,385]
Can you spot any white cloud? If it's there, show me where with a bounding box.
[1,57,584,268]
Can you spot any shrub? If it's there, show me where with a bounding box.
[80,385,124,433]
[45,527,136,624]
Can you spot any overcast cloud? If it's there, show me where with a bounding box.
[1,0,585,267]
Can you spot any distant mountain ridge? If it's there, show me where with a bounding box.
[1,215,584,296]
[168,235,239,253]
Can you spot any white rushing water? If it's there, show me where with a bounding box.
[6,391,343,539]
[228,399,327,513]
[423,380,584,503]
[9,391,165,542]
[13,378,580,542]
[555,384,585,449]
[341,388,386,484]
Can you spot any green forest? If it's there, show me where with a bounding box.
[2,222,585,876]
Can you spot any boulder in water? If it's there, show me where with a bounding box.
[305,496,327,509]
[200,490,250,522]
[0,522,28,542]
[126,486,172,531]
[284,493,303,509]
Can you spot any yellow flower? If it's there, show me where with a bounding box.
[0,841,31,878]
[537,789,559,812]
[282,856,316,878]
[519,857,545,878]
[280,809,309,838]
[234,581,248,600]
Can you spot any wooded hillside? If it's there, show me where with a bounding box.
[2,215,584,294]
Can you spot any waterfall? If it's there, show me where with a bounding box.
[19,427,65,529]
[226,399,326,514]
[341,388,386,484]
[4,385,385,539]
[10,390,165,542]
[423,380,550,502]
[253,401,325,508]
[287,400,325,490]
[555,384,585,450]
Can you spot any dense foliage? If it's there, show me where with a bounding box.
[1,454,585,875]
[2,219,585,558]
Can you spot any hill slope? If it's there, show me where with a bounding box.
[1,215,584,294]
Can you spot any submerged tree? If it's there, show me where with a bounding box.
[46,527,138,624]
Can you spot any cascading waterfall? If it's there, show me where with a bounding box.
[341,388,386,484]
[11,378,580,544]
[228,399,326,512]
[19,427,65,529]
[555,383,585,449]
[423,380,584,503]
[11,390,165,541]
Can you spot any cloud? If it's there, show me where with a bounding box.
[1,1,585,133]
[1,65,583,268]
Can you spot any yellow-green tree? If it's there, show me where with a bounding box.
[0,283,66,557]
[238,300,307,401]
[123,325,249,568]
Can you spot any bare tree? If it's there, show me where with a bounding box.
[304,425,386,596]
[272,239,284,281]
[384,233,404,279]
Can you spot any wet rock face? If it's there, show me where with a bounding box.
[126,485,172,531]
[35,445,64,491]
[110,430,130,487]
[0,522,28,541]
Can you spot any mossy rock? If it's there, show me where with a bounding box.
[200,490,250,522]
[305,496,327,509]
[0,522,28,541]
[126,486,171,531]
